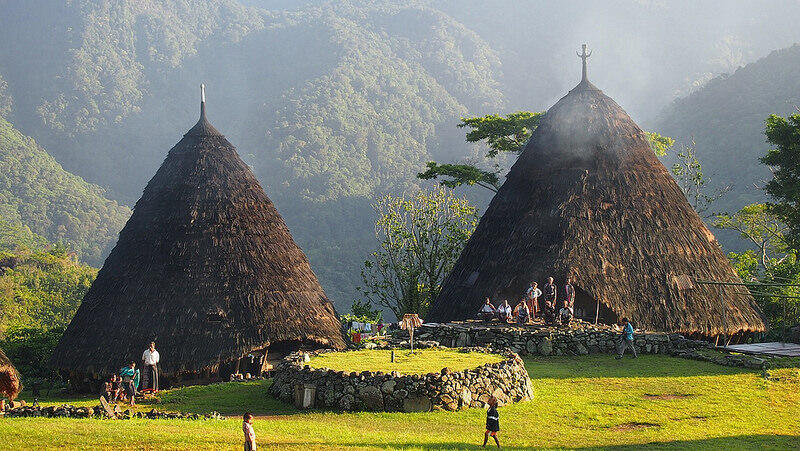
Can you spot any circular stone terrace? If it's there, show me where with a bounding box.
[269,348,533,412]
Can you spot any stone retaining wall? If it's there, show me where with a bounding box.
[269,348,533,412]
[414,323,698,356]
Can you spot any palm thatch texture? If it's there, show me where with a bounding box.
[427,76,766,337]
[51,88,345,381]
[0,347,21,400]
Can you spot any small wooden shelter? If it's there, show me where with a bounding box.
[427,48,766,337]
[51,86,345,386]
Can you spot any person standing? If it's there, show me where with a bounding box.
[482,396,500,448]
[615,317,638,359]
[542,277,557,311]
[243,412,257,451]
[119,361,138,406]
[564,277,575,310]
[142,341,160,392]
[526,282,541,318]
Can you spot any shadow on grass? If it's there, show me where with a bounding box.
[577,434,800,450]
[151,379,300,416]
[524,354,754,380]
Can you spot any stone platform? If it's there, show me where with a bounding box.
[269,348,533,412]
[410,319,690,356]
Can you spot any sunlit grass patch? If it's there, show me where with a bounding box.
[307,348,504,374]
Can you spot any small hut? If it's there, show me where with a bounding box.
[0,347,21,400]
[51,86,345,387]
[427,48,766,337]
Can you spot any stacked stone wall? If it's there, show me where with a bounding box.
[269,348,532,412]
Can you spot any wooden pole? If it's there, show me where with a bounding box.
[595,298,600,325]
[409,327,414,354]
[720,285,727,347]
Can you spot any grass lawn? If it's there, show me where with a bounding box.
[1,355,798,449]
[308,348,504,374]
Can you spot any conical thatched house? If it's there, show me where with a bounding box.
[0,347,21,400]
[428,52,766,337]
[52,87,344,385]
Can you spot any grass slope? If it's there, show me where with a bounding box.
[2,355,799,449]
[308,349,504,374]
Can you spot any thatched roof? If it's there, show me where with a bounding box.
[51,88,345,376]
[427,77,766,336]
[0,347,21,400]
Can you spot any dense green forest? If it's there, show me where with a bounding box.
[2,0,800,310]
[0,115,130,265]
[656,44,800,225]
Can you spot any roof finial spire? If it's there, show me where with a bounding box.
[577,44,592,82]
[200,83,206,120]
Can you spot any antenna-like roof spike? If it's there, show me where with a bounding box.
[200,83,206,120]
[577,44,592,82]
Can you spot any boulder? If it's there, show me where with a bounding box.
[403,396,433,412]
[338,394,355,411]
[537,338,553,356]
[358,385,384,411]
[381,379,396,395]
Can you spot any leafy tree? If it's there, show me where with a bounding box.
[358,188,477,319]
[670,139,730,216]
[346,298,383,324]
[762,113,800,251]
[0,326,64,382]
[646,132,675,157]
[714,203,789,275]
[418,112,544,192]
[0,247,96,337]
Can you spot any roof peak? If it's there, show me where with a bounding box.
[185,83,222,137]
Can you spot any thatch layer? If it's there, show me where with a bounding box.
[51,104,345,376]
[0,347,21,400]
[428,79,766,336]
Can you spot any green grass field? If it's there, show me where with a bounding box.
[308,348,504,374]
[1,355,799,450]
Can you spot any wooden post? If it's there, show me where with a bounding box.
[720,285,727,347]
[595,298,600,325]
[391,350,395,363]
[409,327,415,354]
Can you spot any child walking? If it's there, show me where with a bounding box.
[243,412,257,451]
[482,396,501,448]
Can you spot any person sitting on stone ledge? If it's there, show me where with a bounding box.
[479,298,496,321]
[514,298,530,325]
[497,300,513,323]
[559,300,573,326]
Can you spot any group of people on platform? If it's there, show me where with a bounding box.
[101,341,160,406]
[478,277,576,326]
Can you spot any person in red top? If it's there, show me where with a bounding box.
[243,412,256,450]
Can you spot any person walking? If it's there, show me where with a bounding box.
[615,317,638,359]
[482,396,501,448]
[142,341,160,392]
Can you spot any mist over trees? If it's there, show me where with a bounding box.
[2,0,800,310]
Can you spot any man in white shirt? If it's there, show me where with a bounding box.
[142,341,160,391]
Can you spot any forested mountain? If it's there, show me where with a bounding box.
[655,44,800,232]
[0,115,130,265]
[2,0,800,310]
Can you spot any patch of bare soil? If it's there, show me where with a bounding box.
[611,422,660,431]
[642,393,694,400]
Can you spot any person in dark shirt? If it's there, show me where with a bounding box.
[542,277,557,309]
[483,395,500,448]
